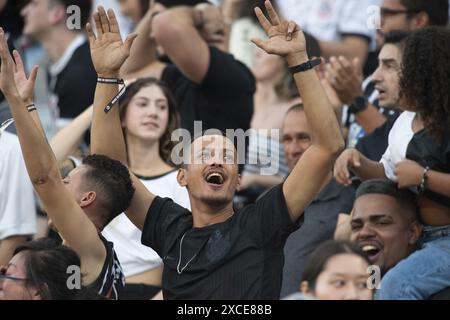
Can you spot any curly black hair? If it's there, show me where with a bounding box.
[399,27,450,139]
[82,154,135,225]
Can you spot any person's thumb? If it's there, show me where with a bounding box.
[353,57,363,76]
[352,152,361,167]
[29,65,39,84]
[251,38,269,52]
[124,33,138,54]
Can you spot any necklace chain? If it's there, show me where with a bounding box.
[177,231,197,275]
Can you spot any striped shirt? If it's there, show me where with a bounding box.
[244,131,289,177]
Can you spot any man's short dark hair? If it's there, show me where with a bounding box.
[355,179,419,223]
[82,154,135,225]
[50,0,93,27]
[400,0,449,26]
[384,30,410,51]
[285,103,304,115]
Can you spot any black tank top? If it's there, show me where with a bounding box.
[89,235,125,299]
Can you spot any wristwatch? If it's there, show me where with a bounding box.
[289,58,322,75]
[348,96,368,114]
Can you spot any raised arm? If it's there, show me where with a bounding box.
[152,3,221,84]
[88,7,155,230]
[119,0,166,79]
[0,28,106,282]
[252,1,345,222]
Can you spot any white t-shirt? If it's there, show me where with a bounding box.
[380,111,416,181]
[277,0,378,49]
[102,169,190,278]
[0,132,36,240]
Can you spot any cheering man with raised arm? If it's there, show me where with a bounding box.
[0,28,135,300]
[89,1,344,299]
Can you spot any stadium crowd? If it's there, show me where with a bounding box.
[0,0,449,300]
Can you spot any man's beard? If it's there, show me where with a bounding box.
[199,195,230,208]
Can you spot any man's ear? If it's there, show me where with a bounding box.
[79,191,97,208]
[49,4,67,25]
[408,221,422,246]
[411,11,430,29]
[236,174,242,192]
[177,168,188,187]
[29,285,44,300]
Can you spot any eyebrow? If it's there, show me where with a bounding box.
[283,132,310,138]
[134,97,167,103]
[369,214,392,220]
[329,273,368,278]
[352,214,392,222]
[380,58,398,65]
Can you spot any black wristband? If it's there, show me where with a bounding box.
[348,96,368,114]
[289,58,321,75]
[97,77,126,113]
[26,103,37,112]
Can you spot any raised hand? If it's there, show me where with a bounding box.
[86,7,137,77]
[12,51,39,105]
[251,1,306,58]
[1,28,41,105]
[317,61,344,115]
[0,28,19,97]
[326,56,363,105]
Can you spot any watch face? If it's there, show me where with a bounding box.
[350,96,368,112]
[354,96,367,108]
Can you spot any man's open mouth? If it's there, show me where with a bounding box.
[205,172,225,186]
[360,242,382,262]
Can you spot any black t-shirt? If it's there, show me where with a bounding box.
[89,235,125,300]
[161,46,255,136]
[49,40,97,119]
[406,128,450,207]
[141,184,301,300]
[356,113,399,161]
